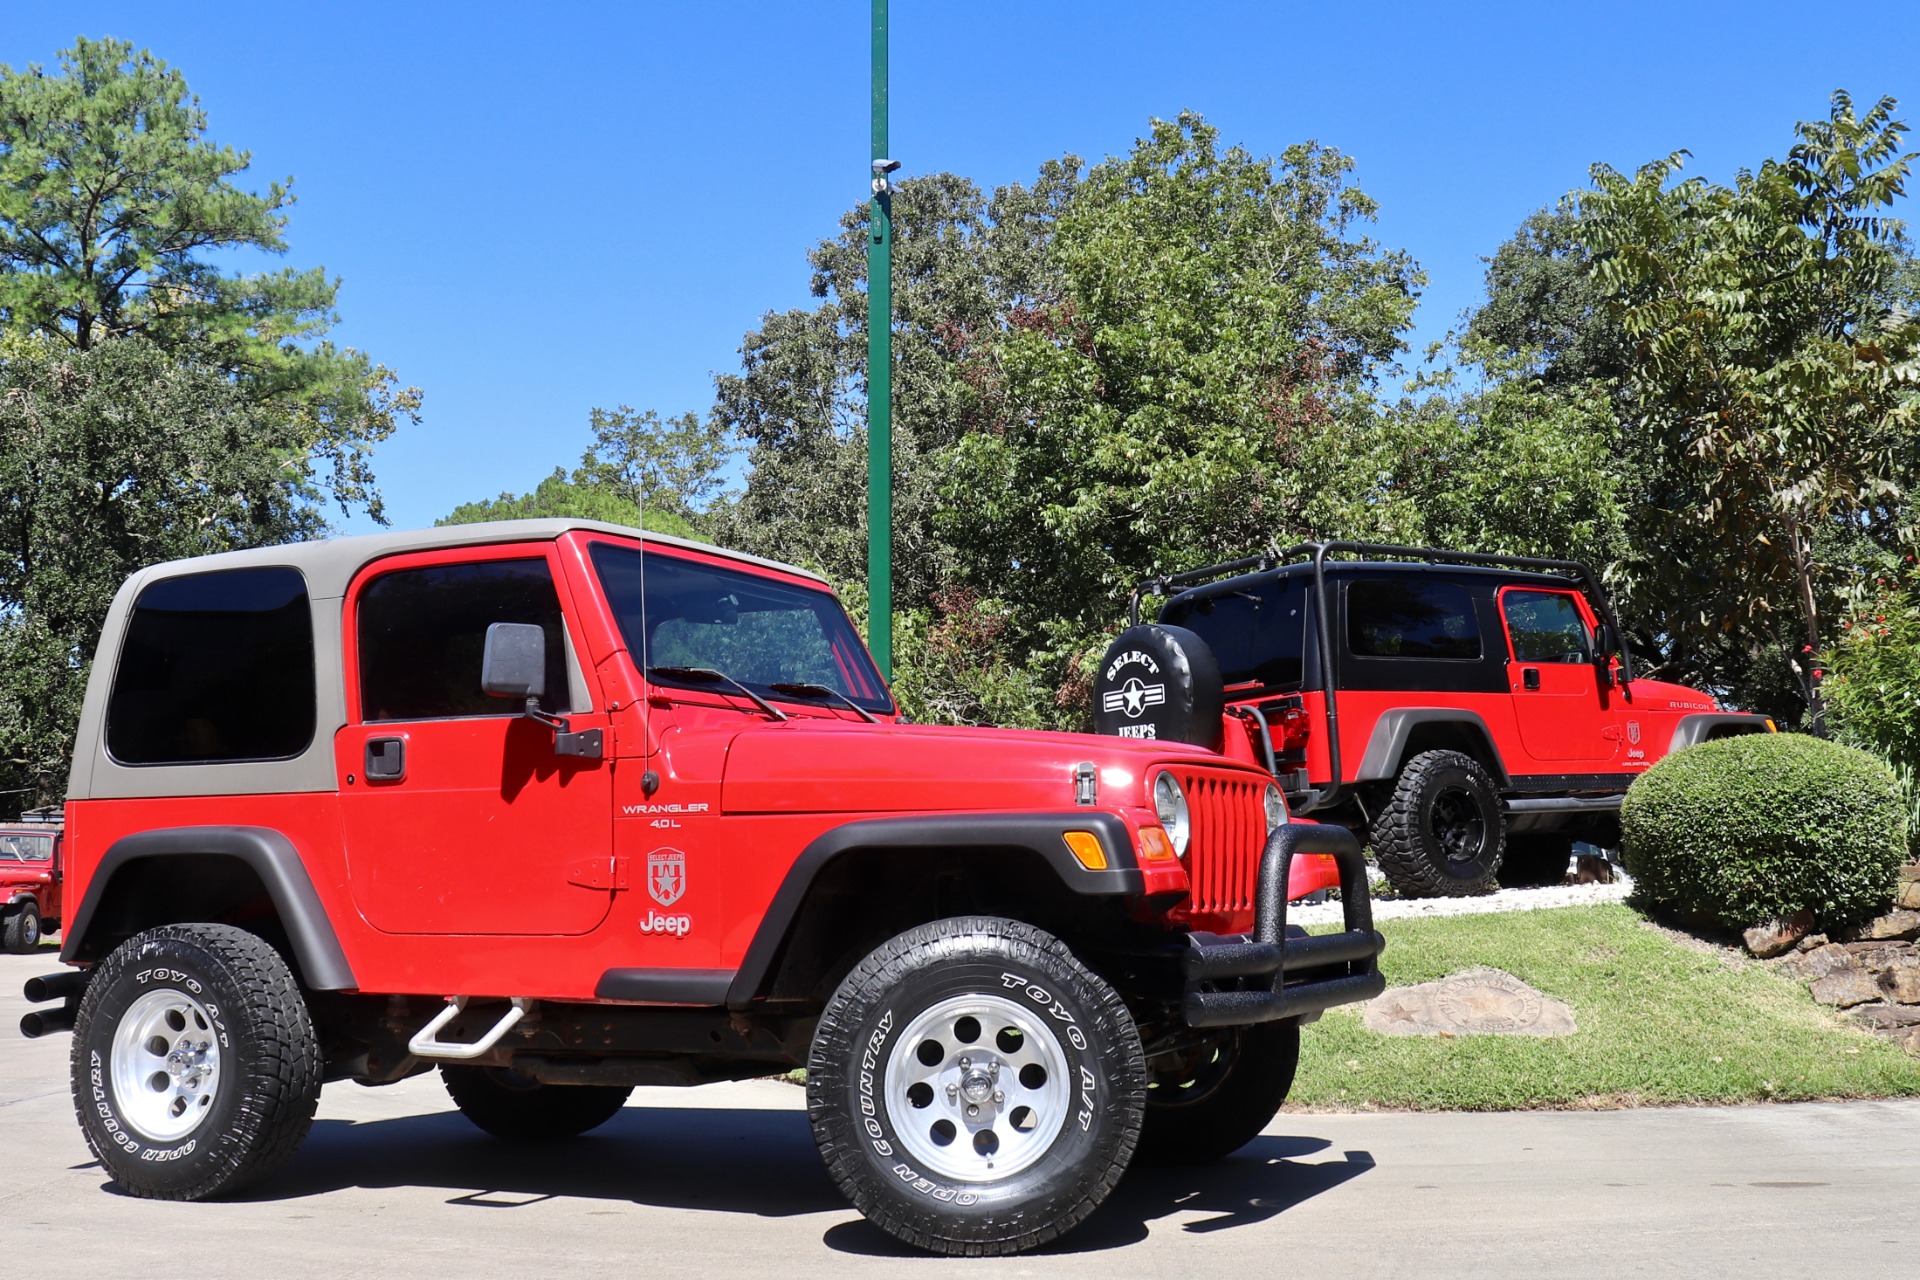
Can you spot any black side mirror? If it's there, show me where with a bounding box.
[1592,623,1617,659]
[482,622,547,699]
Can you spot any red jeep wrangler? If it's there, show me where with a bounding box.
[1095,542,1772,897]
[1,813,62,952]
[19,520,1384,1256]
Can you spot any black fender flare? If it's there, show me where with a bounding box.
[721,812,1142,1009]
[1668,713,1772,753]
[5,891,39,910]
[1354,709,1510,787]
[59,826,356,991]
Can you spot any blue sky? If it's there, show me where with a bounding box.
[8,3,1916,533]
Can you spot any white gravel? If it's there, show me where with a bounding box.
[1288,869,1636,927]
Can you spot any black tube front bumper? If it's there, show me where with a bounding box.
[1181,823,1386,1027]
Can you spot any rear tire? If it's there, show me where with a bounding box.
[3,902,39,952]
[440,1066,631,1141]
[1371,750,1505,897]
[807,916,1146,1256]
[70,924,322,1200]
[1138,1021,1299,1164]
[1500,834,1574,888]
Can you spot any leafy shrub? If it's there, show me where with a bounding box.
[1620,734,1905,931]
[1824,586,1920,855]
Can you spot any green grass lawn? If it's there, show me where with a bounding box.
[1290,903,1920,1111]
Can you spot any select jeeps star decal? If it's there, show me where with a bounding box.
[647,848,686,907]
[1100,676,1166,719]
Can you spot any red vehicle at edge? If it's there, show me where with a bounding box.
[1093,543,1773,896]
[19,519,1383,1257]
[1,814,61,952]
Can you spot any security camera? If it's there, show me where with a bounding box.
[871,158,902,196]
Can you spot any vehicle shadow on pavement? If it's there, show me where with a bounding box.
[821,1134,1377,1256]
[240,1104,846,1217]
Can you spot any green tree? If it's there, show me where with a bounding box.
[575,407,736,525]
[0,37,417,518]
[0,333,331,807]
[1467,207,1630,389]
[437,468,696,539]
[1579,91,1920,727]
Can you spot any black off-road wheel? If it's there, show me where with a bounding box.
[3,901,40,952]
[1500,834,1574,888]
[1137,1021,1299,1165]
[70,924,322,1200]
[807,916,1147,1257]
[440,1066,632,1141]
[1370,749,1505,897]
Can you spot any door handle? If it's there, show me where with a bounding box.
[1522,668,1541,691]
[365,736,406,782]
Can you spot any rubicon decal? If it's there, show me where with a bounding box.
[648,848,687,907]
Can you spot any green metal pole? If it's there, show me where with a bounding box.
[866,0,893,678]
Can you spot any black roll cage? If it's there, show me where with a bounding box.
[1127,541,1638,815]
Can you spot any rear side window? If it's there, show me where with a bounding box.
[1347,578,1482,660]
[1503,590,1592,664]
[357,558,571,722]
[1162,575,1308,689]
[107,568,316,765]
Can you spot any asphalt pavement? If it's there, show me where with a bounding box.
[3,947,1915,1278]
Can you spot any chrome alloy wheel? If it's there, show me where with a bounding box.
[883,992,1073,1182]
[111,988,223,1142]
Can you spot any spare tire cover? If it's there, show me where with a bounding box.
[1092,625,1224,750]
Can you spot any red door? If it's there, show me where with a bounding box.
[336,545,615,936]
[1499,586,1617,768]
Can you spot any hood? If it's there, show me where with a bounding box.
[1626,679,1719,713]
[720,719,1240,816]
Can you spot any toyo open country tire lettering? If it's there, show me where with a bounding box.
[70,924,322,1200]
[1137,1020,1299,1165]
[3,901,40,953]
[807,916,1147,1257]
[441,1065,633,1141]
[1370,749,1505,897]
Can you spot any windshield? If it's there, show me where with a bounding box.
[589,543,894,714]
[0,832,53,863]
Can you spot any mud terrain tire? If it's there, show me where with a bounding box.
[3,901,39,952]
[1371,749,1505,897]
[70,924,322,1200]
[441,1066,632,1140]
[1138,1020,1299,1164]
[807,916,1146,1256]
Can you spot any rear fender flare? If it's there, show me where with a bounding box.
[59,826,356,991]
[1354,709,1510,787]
[724,812,1141,1009]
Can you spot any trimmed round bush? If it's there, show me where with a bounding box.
[1620,733,1906,931]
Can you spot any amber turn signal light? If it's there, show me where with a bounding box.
[1137,826,1177,862]
[1062,830,1109,871]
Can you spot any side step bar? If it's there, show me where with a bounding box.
[408,997,533,1061]
[1181,823,1387,1028]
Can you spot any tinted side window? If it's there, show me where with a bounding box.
[107,568,316,764]
[1347,578,1482,660]
[1504,590,1592,664]
[358,559,571,722]
[1163,576,1307,688]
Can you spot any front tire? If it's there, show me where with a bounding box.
[1370,749,1505,897]
[441,1066,631,1140]
[807,916,1146,1257]
[1137,1021,1299,1164]
[70,924,322,1200]
[3,901,40,952]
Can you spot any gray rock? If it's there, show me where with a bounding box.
[1882,966,1920,1005]
[1363,968,1577,1038]
[1781,944,1854,982]
[1797,933,1830,952]
[1810,969,1884,1008]
[1835,910,1920,943]
[1898,880,1920,912]
[1849,1003,1920,1031]
[1904,1027,1920,1057]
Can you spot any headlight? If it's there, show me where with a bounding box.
[1263,783,1287,833]
[1151,771,1190,856]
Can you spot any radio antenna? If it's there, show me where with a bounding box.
[638,472,660,796]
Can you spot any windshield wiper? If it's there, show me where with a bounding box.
[646,666,789,722]
[769,681,882,724]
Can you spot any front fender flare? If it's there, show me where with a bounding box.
[723,812,1141,1009]
[1668,713,1773,753]
[59,826,356,991]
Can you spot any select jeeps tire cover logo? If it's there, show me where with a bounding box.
[1091,624,1224,750]
[648,848,686,907]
